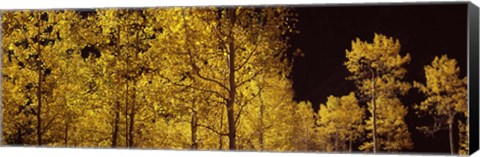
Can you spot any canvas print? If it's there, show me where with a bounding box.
[0,2,476,155]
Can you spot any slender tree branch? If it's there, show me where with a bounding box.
[181,9,230,93]
[234,43,258,72]
[237,70,261,88]
[235,88,262,127]
[196,123,229,136]
[157,73,228,102]
[42,112,60,134]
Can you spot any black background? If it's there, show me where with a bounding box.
[290,3,468,153]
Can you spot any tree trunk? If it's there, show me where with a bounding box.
[259,98,265,151]
[334,130,339,152]
[227,102,236,150]
[371,73,377,153]
[36,17,43,146]
[128,85,136,147]
[112,101,120,147]
[191,110,198,149]
[120,24,130,148]
[372,94,377,153]
[219,108,224,150]
[226,9,237,151]
[128,108,135,147]
[449,118,455,155]
[64,121,69,146]
[305,122,309,151]
[349,138,352,152]
[125,75,129,147]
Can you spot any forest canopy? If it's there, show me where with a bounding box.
[1,7,468,155]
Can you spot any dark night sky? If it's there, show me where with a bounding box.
[289,3,468,153]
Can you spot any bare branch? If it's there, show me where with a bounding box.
[234,43,258,72]
[235,88,262,127]
[157,73,228,102]
[181,9,230,93]
[237,70,262,88]
[42,112,60,134]
[197,123,229,136]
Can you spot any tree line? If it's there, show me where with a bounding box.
[1,7,468,155]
